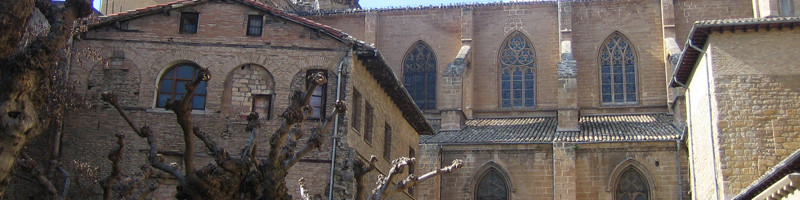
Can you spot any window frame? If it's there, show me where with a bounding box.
[156,63,207,110]
[246,14,263,37]
[383,123,392,160]
[306,69,327,119]
[599,32,639,106]
[179,12,199,34]
[351,89,362,133]
[251,94,272,120]
[402,40,438,110]
[498,31,536,109]
[364,102,373,145]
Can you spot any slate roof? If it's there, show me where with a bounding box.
[670,17,800,87]
[422,113,680,144]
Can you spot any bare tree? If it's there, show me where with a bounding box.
[102,71,346,199]
[0,0,93,197]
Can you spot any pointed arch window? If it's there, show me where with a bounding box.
[600,32,637,104]
[476,169,509,200]
[403,41,437,110]
[157,63,207,110]
[499,32,535,108]
[616,167,649,200]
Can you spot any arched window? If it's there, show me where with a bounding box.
[476,169,509,200]
[600,32,637,104]
[616,167,649,200]
[499,31,535,108]
[157,63,207,110]
[402,41,437,110]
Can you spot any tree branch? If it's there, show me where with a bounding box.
[241,112,260,160]
[101,133,124,200]
[101,93,186,187]
[366,158,463,200]
[268,72,326,167]
[163,67,210,175]
[283,101,346,168]
[18,153,58,200]
[298,178,311,200]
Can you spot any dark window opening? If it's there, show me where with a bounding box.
[476,169,509,200]
[402,41,437,110]
[616,167,649,200]
[179,12,199,34]
[364,103,373,144]
[408,147,416,195]
[383,123,392,160]
[157,64,207,110]
[247,15,263,37]
[306,70,327,119]
[351,89,362,132]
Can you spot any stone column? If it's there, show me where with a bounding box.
[553,143,577,200]
[557,1,579,132]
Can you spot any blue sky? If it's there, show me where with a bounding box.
[359,0,506,9]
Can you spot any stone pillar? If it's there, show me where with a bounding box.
[440,46,471,131]
[364,12,378,45]
[553,143,577,200]
[557,1,579,132]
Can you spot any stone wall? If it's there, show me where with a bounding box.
[707,28,800,198]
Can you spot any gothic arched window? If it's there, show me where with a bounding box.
[600,32,637,104]
[156,63,207,110]
[403,41,437,110]
[499,31,535,108]
[616,167,649,200]
[476,169,509,200]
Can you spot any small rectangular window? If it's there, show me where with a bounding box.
[180,12,199,34]
[306,70,327,119]
[364,103,373,144]
[252,94,271,120]
[351,89,362,132]
[247,15,263,37]
[383,123,392,160]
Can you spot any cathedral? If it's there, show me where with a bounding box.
[40,0,800,199]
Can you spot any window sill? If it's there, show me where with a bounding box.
[600,102,639,107]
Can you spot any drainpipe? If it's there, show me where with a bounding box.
[438,144,444,200]
[676,131,684,200]
[328,54,347,200]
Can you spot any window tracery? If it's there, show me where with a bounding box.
[499,32,535,108]
[403,41,437,110]
[600,32,637,104]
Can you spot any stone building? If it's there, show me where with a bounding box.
[59,0,429,199]
[40,0,800,199]
[671,16,800,199]
[302,0,798,199]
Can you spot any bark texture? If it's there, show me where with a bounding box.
[0,0,92,198]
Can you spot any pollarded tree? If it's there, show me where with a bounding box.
[0,0,93,197]
[101,71,462,200]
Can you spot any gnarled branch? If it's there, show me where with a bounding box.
[366,158,463,200]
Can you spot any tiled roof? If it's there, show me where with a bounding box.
[94,0,349,39]
[422,113,680,144]
[670,17,800,88]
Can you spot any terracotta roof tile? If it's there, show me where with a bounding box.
[422,113,679,144]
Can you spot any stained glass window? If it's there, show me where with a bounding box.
[157,64,207,110]
[476,169,508,200]
[600,32,637,104]
[499,31,535,108]
[616,167,649,200]
[403,41,437,110]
